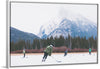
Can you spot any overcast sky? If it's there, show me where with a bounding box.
[11,3,97,35]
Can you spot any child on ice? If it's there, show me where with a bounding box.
[64,49,68,56]
[89,48,92,55]
[42,45,53,62]
[23,48,25,58]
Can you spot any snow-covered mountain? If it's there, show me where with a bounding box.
[38,20,59,38]
[38,9,97,39]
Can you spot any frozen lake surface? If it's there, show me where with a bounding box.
[11,53,97,66]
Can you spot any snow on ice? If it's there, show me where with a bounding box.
[11,53,97,66]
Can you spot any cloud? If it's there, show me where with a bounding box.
[11,3,97,35]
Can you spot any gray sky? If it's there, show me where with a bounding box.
[11,3,97,35]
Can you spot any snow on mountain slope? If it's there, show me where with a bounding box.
[38,9,97,39]
[38,18,60,38]
[48,18,97,38]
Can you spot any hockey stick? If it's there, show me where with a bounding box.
[51,56,62,63]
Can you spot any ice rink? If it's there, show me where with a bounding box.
[11,52,97,66]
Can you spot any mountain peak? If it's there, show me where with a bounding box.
[38,8,97,39]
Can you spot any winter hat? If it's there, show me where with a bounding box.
[50,45,53,47]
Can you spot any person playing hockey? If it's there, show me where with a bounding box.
[64,49,68,56]
[23,47,26,58]
[89,48,92,55]
[42,45,53,62]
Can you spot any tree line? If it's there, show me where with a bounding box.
[10,35,97,52]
